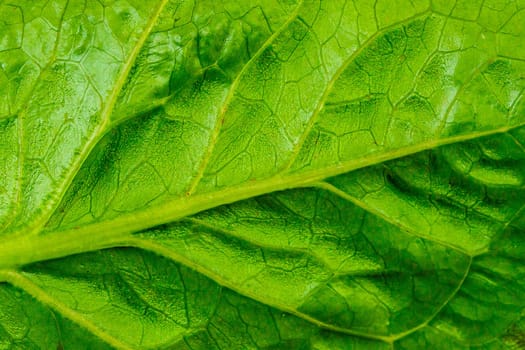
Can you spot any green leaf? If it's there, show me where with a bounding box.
[1,0,525,348]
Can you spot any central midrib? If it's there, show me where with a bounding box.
[0,122,522,270]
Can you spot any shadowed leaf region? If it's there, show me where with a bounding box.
[1,0,525,349]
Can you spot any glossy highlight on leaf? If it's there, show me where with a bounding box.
[1,0,525,349]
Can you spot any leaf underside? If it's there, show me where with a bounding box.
[1,0,525,349]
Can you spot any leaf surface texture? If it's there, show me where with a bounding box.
[1,0,525,348]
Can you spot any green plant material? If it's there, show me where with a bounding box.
[1,0,525,348]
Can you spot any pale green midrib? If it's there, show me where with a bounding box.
[185,0,306,196]
[0,123,523,270]
[123,238,394,344]
[0,270,134,350]
[15,0,169,239]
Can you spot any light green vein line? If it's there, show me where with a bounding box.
[1,270,134,350]
[390,257,473,341]
[434,58,495,138]
[310,181,471,255]
[184,217,332,268]
[126,238,393,344]
[280,7,433,173]
[6,0,70,234]
[185,0,306,195]
[475,202,525,256]
[0,270,9,283]
[20,0,170,239]
[1,122,524,270]
[102,0,169,127]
